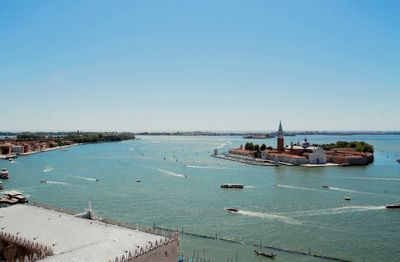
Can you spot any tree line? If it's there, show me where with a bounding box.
[15,132,136,144]
[319,141,374,153]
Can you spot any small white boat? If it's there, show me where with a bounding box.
[345,196,351,201]
[0,168,9,179]
[136,179,141,182]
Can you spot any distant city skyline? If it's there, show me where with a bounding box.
[1,1,399,132]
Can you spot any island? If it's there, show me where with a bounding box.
[214,121,374,167]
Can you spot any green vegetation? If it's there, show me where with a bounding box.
[319,141,374,153]
[244,142,267,151]
[15,132,135,144]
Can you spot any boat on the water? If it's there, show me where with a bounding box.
[226,208,238,213]
[0,191,28,205]
[397,159,400,163]
[322,185,330,189]
[345,196,351,201]
[0,182,3,190]
[221,184,244,189]
[254,250,276,258]
[0,168,9,179]
[385,203,400,209]
[40,180,48,183]
[136,179,141,182]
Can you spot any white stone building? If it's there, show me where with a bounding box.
[0,205,179,262]
[308,147,327,164]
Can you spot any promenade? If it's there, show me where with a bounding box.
[0,144,78,160]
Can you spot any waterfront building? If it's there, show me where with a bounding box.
[0,205,179,262]
[0,144,13,155]
[11,145,24,154]
[306,147,327,164]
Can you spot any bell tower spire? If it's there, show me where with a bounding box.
[277,120,285,152]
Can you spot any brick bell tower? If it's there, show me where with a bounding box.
[277,120,285,152]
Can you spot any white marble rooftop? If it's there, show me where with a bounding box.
[0,204,166,262]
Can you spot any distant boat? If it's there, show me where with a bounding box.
[385,203,400,209]
[322,185,330,189]
[40,180,48,183]
[254,250,276,258]
[136,179,141,183]
[221,184,244,189]
[397,159,400,163]
[226,208,238,213]
[0,168,9,179]
[345,196,351,201]
[0,182,3,190]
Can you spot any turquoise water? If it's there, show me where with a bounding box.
[2,135,400,261]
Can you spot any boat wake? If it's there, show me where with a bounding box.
[276,184,321,192]
[157,168,187,178]
[43,166,53,173]
[287,206,386,217]
[71,176,98,182]
[45,181,69,186]
[216,141,232,149]
[237,210,301,225]
[337,177,400,182]
[245,185,257,189]
[327,187,363,194]
[144,141,160,145]
[185,165,226,170]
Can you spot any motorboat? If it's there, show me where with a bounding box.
[254,250,276,258]
[136,179,141,182]
[0,182,3,190]
[40,180,48,183]
[226,208,238,213]
[0,168,9,179]
[221,184,244,189]
[385,203,400,209]
[345,197,351,201]
[322,185,330,189]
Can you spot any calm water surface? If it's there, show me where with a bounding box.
[2,135,400,261]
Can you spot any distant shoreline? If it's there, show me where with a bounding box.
[135,131,400,136]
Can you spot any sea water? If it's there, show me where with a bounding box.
[2,135,400,261]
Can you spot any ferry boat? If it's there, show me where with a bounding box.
[0,168,9,179]
[221,184,244,189]
[254,250,276,258]
[385,203,400,209]
[0,191,28,205]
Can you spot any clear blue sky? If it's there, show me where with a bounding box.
[1,0,399,132]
